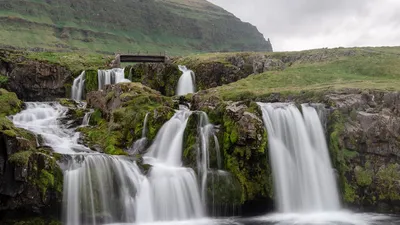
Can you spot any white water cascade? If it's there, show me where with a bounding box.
[138,108,205,222]
[12,103,149,225]
[12,102,91,154]
[98,68,131,90]
[258,103,340,213]
[176,65,195,96]
[129,112,150,155]
[71,71,86,101]
[197,112,222,205]
[63,154,147,225]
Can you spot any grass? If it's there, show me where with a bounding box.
[26,51,111,75]
[0,0,271,55]
[202,48,400,100]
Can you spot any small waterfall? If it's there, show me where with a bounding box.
[63,154,147,225]
[177,65,196,96]
[258,103,340,213]
[197,112,221,205]
[81,110,93,127]
[137,108,204,222]
[12,102,91,154]
[97,68,131,90]
[71,71,86,101]
[129,112,149,155]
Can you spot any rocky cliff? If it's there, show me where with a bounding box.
[0,89,63,224]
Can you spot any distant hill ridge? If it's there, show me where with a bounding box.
[0,0,272,55]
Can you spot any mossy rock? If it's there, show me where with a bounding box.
[0,89,22,116]
[85,69,98,94]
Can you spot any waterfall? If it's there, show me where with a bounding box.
[81,110,93,127]
[71,71,86,101]
[12,102,91,154]
[197,112,221,205]
[97,68,131,90]
[129,112,149,155]
[258,103,340,213]
[137,108,204,222]
[177,65,196,96]
[63,154,147,225]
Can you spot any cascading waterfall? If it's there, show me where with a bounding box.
[176,65,196,96]
[138,108,204,222]
[71,71,86,101]
[12,103,148,225]
[258,103,340,213]
[98,68,131,90]
[63,154,147,225]
[197,112,222,205]
[81,110,93,127]
[129,112,150,155]
[12,102,91,154]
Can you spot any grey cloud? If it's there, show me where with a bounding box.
[208,0,400,51]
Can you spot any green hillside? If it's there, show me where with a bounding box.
[0,0,272,55]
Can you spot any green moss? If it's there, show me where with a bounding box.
[376,164,400,200]
[58,98,76,108]
[37,170,54,196]
[89,109,103,126]
[219,107,272,203]
[105,91,115,102]
[344,182,357,203]
[0,89,22,116]
[80,120,127,155]
[9,151,33,166]
[328,110,352,202]
[2,129,17,137]
[85,69,98,94]
[355,164,373,187]
[0,75,8,87]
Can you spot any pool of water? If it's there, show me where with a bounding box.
[106,212,400,225]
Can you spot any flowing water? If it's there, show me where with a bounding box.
[129,112,150,155]
[81,109,94,127]
[63,154,146,225]
[11,101,399,225]
[12,102,91,154]
[258,103,340,212]
[71,71,86,101]
[98,68,131,90]
[176,65,196,96]
[138,108,204,222]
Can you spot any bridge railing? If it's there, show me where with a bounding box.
[115,50,167,56]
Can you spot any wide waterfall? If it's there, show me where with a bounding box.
[98,68,131,90]
[63,154,146,225]
[258,103,340,213]
[138,108,204,222]
[71,71,86,101]
[176,65,196,96]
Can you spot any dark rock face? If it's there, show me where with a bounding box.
[326,90,400,213]
[7,61,72,101]
[0,129,63,222]
[0,50,72,101]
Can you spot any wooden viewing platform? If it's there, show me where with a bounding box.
[111,52,167,68]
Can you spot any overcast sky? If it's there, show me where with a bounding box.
[209,0,400,51]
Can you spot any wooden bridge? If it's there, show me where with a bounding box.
[111,52,167,68]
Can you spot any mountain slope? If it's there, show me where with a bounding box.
[0,0,272,55]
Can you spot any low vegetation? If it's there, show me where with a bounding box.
[195,47,400,101]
